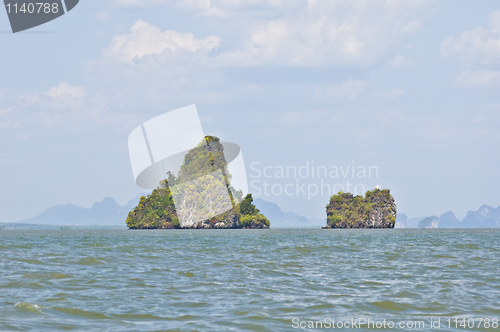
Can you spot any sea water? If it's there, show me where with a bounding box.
[1,229,499,331]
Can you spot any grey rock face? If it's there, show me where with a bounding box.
[418,216,439,228]
[395,213,408,228]
[461,205,500,228]
[324,189,396,229]
[438,211,459,228]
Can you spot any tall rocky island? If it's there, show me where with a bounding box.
[126,136,270,229]
[323,189,396,229]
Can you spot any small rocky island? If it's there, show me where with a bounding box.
[323,188,396,228]
[126,136,270,229]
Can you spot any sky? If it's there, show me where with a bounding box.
[1,0,500,223]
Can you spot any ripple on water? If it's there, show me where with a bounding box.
[74,257,105,265]
[111,313,166,320]
[178,271,195,277]
[22,272,75,280]
[368,300,410,312]
[17,259,43,264]
[14,302,43,314]
[50,307,111,320]
[1,229,499,332]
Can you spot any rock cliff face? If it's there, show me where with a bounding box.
[394,213,408,228]
[438,211,459,228]
[418,216,439,228]
[461,205,500,228]
[126,136,269,230]
[176,209,240,229]
[323,189,396,229]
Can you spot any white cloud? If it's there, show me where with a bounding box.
[314,80,365,100]
[213,0,435,66]
[375,111,464,147]
[45,82,88,110]
[174,0,302,18]
[376,109,413,122]
[279,110,329,126]
[0,107,12,116]
[370,88,406,99]
[112,0,436,66]
[174,0,226,18]
[417,118,460,143]
[455,70,500,89]
[10,83,108,130]
[102,20,220,64]
[45,82,87,99]
[87,20,227,108]
[440,10,500,64]
[17,82,87,110]
[111,0,170,7]
[3,82,144,134]
[389,55,415,68]
[16,93,40,107]
[473,104,500,124]
[112,0,300,12]
[16,131,31,141]
[95,11,111,21]
[282,106,479,151]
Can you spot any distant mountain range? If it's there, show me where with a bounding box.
[6,195,321,229]
[396,205,500,228]
[253,198,324,228]
[7,195,499,229]
[14,194,146,227]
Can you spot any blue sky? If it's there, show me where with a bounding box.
[1,0,500,222]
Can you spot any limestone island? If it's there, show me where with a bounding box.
[126,136,270,229]
[323,188,396,229]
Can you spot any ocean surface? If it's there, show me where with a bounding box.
[1,229,499,331]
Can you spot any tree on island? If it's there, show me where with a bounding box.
[126,136,269,229]
[324,188,396,229]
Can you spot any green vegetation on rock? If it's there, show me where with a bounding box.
[126,185,179,229]
[127,136,269,229]
[324,188,396,228]
[238,194,270,228]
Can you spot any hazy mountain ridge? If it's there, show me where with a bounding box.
[396,205,500,228]
[12,195,295,228]
[9,196,500,229]
[15,194,146,226]
[253,198,320,228]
